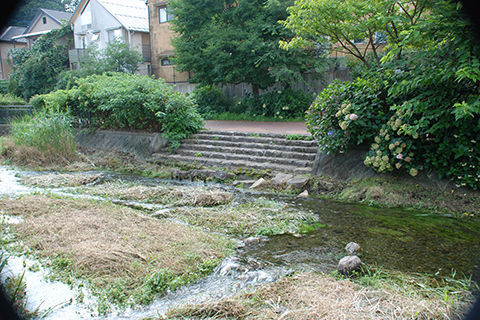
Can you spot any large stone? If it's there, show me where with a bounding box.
[249,178,270,190]
[287,176,310,189]
[345,242,361,256]
[337,255,362,276]
[271,173,294,187]
[297,190,309,198]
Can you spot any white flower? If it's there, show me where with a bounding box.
[396,153,403,160]
[350,113,358,120]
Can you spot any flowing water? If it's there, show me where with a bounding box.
[1,166,480,319]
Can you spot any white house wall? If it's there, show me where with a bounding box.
[72,0,122,50]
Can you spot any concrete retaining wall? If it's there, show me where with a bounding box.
[313,145,378,181]
[75,130,169,158]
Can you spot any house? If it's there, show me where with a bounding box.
[0,26,27,80]
[68,0,151,76]
[11,9,73,48]
[146,0,191,88]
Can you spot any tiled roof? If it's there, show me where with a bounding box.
[41,8,73,23]
[0,26,28,42]
[99,0,149,32]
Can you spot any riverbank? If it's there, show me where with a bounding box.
[1,146,479,318]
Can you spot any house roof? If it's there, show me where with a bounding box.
[0,26,28,43]
[69,0,149,33]
[24,8,73,34]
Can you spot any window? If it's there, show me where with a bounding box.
[108,28,123,41]
[42,17,47,24]
[161,58,171,66]
[159,6,173,23]
[81,2,92,30]
[353,38,365,44]
[91,32,99,41]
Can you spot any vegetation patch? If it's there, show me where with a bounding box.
[0,194,233,313]
[0,111,76,167]
[168,268,475,320]
[20,173,101,188]
[333,177,480,216]
[76,181,233,207]
[171,197,318,237]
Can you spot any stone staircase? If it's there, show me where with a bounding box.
[150,130,319,175]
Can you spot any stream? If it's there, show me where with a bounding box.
[1,166,480,319]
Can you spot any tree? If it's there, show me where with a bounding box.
[80,39,145,75]
[8,24,72,99]
[280,0,429,68]
[169,0,323,94]
[7,0,65,26]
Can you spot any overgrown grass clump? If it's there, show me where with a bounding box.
[0,110,76,166]
[168,266,475,319]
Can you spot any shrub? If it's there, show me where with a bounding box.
[233,88,314,120]
[0,80,8,95]
[306,77,392,153]
[307,55,480,189]
[0,93,27,105]
[190,85,232,119]
[32,73,204,147]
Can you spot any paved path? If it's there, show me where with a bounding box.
[204,120,309,135]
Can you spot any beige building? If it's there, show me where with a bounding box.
[0,26,27,80]
[146,0,190,84]
[12,9,73,48]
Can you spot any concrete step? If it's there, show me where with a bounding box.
[184,139,318,154]
[180,144,317,161]
[150,130,318,175]
[172,149,313,167]
[150,154,313,175]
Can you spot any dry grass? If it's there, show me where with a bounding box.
[0,136,76,168]
[169,272,474,320]
[20,173,101,188]
[0,194,232,306]
[79,182,233,207]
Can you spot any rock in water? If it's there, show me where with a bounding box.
[297,190,309,198]
[337,255,361,276]
[345,242,361,255]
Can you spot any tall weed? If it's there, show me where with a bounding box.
[9,111,76,165]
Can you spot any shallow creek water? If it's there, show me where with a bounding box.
[1,166,480,319]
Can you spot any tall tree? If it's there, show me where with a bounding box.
[280,0,429,68]
[169,0,323,94]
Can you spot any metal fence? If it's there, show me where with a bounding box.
[0,105,34,124]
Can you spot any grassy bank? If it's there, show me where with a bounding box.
[1,142,479,318]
